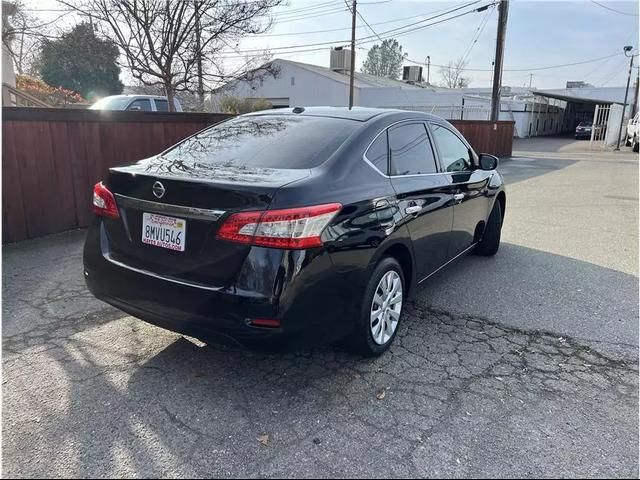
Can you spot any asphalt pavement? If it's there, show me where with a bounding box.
[2,136,638,478]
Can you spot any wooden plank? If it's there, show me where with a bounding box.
[49,121,80,230]
[68,121,93,228]
[32,120,67,235]
[11,121,49,238]
[2,122,28,242]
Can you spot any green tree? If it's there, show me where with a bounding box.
[361,39,407,79]
[39,22,123,101]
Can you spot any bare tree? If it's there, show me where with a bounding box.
[2,1,64,75]
[62,0,284,111]
[439,57,471,89]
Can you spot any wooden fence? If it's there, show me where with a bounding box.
[2,108,232,243]
[2,108,514,243]
[449,120,514,158]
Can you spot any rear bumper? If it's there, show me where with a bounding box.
[83,222,360,348]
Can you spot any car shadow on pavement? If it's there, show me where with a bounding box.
[2,242,639,478]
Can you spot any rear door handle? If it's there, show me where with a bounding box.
[453,193,464,203]
[405,205,421,215]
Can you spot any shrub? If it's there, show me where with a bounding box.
[16,75,86,106]
[220,96,273,114]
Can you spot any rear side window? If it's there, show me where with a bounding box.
[365,133,388,174]
[155,99,169,112]
[161,115,358,169]
[388,123,438,175]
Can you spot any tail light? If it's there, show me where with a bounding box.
[217,203,342,249]
[248,318,281,328]
[92,182,119,219]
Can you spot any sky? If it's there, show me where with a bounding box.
[22,0,640,89]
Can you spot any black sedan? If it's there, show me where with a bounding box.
[84,107,506,356]
[575,121,593,139]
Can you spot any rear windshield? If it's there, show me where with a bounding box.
[578,121,593,127]
[161,115,358,169]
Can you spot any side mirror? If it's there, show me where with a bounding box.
[479,153,498,171]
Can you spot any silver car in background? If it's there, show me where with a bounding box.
[90,94,183,112]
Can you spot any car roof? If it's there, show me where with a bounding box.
[99,94,170,100]
[244,106,441,122]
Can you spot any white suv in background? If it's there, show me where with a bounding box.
[626,112,639,152]
[90,95,183,112]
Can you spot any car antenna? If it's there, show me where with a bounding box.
[292,106,305,114]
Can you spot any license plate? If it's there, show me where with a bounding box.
[141,213,186,251]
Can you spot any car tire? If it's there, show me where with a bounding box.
[347,257,405,356]
[633,135,639,153]
[475,200,502,256]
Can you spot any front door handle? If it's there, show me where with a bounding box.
[405,205,421,215]
[453,193,465,204]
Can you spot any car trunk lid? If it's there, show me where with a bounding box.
[102,158,310,288]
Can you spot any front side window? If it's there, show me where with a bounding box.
[127,99,152,111]
[365,132,388,174]
[431,124,472,172]
[388,123,438,176]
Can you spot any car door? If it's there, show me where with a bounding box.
[384,122,454,280]
[429,122,493,258]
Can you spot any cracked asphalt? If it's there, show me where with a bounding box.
[3,137,639,478]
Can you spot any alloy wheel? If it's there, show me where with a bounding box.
[370,270,403,345]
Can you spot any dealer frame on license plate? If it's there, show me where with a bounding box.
[141,212,186,251]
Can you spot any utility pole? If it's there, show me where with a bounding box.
[631,76,639,117]
[490,0,509,122]
[348,0,357,109]
[615,46,634,150]
[195,0,205,111]
[528,73,533,89]
[425,56,431,85]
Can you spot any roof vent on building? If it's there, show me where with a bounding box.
[402,66,423,83]
[330,47,352,73]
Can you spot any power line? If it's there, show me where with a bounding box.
[216,1,490,56]
[256,1,481,36]
[405,52,624,72]
[459,3,495,65]
[590,0,639,17]
[353,3,384,43]
[598,58,630,86]
[274,5,347,21]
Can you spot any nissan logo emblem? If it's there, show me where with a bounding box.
[152,181,166,199]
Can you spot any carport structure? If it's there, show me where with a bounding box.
[532,87,631,148]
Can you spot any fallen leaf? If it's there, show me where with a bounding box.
[257,434,269,446]
[376,389,386,400]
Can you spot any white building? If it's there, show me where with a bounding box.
[209,50,636,140]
